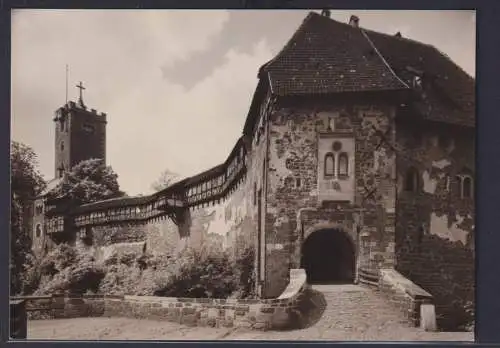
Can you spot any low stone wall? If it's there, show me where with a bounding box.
[379,268,436,331]
[21,268,307,331]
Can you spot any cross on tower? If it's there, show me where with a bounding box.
[76,81,86,107]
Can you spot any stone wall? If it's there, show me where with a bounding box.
[378,268,435,330]
[68,173,255,264]
[21,269,307,331]
[395,118,475,330]
[263,99,398,297]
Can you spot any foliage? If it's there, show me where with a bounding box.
[35,244,105,295]
[47,158,124,204]
[10,141,46,295]
[232,246,256,299]
[31,240,256,300]
[152,246,237,298]
[98,244,255,299]
[151,168,179,192]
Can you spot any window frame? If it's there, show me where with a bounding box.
[404,166,420,192]
[338,152,349,178]
[324,152,335,178]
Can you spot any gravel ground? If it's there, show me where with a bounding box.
[27,317,474,341]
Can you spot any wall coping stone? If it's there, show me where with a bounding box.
[380,269,433,300]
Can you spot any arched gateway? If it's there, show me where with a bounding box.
[300,228,356,284]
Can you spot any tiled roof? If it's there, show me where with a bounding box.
[261,12,408,96]
[73,195,155,213]
[365,29,475,127]
[261,12,475,127]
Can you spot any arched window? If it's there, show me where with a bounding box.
[404,167,419,192]
[462,176,473,199]
[324,153,335,177]
[338,152,349,177]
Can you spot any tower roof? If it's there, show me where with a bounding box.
[258,11,475,127]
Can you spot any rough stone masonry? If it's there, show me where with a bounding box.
[29,12,475,330]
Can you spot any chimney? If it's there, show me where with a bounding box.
[395,31,402,38]
[349,15,359,28]
[321,9,331,18]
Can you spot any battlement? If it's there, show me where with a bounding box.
[58,101,106,116]
[53,101,107,121]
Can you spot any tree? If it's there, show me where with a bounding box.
[10,141,46,295]
[151,169,179,192]
[48,158,125,205]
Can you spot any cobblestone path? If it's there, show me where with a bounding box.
[224,284,474,341]
[27,284,474,341]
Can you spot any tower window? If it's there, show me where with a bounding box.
[338,152,349,177]
[413,75,423,89]
[58,165,65,178]
[324,153,335,177]
[82,124,95,133]
[35,224,42,238]
[60,141,65,151]
[404,166,419,192]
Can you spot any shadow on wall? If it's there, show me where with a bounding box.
[397,234,474,331]
[284,287,327,331]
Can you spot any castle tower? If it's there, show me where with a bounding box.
[53,81,107,177]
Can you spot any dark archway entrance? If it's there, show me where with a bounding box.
[300,228,356,284]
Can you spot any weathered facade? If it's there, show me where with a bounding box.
[31,12,475,330]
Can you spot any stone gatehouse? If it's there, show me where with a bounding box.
[30,12,475,329]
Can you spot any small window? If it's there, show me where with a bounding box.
[461,176,473,199]
[324,153,335,177]
[60,141,65,151]
[35,224,42,238]
[338,152,349,177]
[82,124,95,133]
[296,177,302,188]
[413,75,423,89]
[404,167,419,192]
[58,165,65,178]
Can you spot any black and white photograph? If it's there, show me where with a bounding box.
[10,9,475,341]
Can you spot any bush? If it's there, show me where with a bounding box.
[35,245,105,295]
[232,246,256,299]
[32,240,257,300]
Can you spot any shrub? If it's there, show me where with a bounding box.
[35,245,105,295]
[232,246,256,299]
[153,246,237,298]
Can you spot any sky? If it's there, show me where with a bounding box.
[11,9,476,196]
